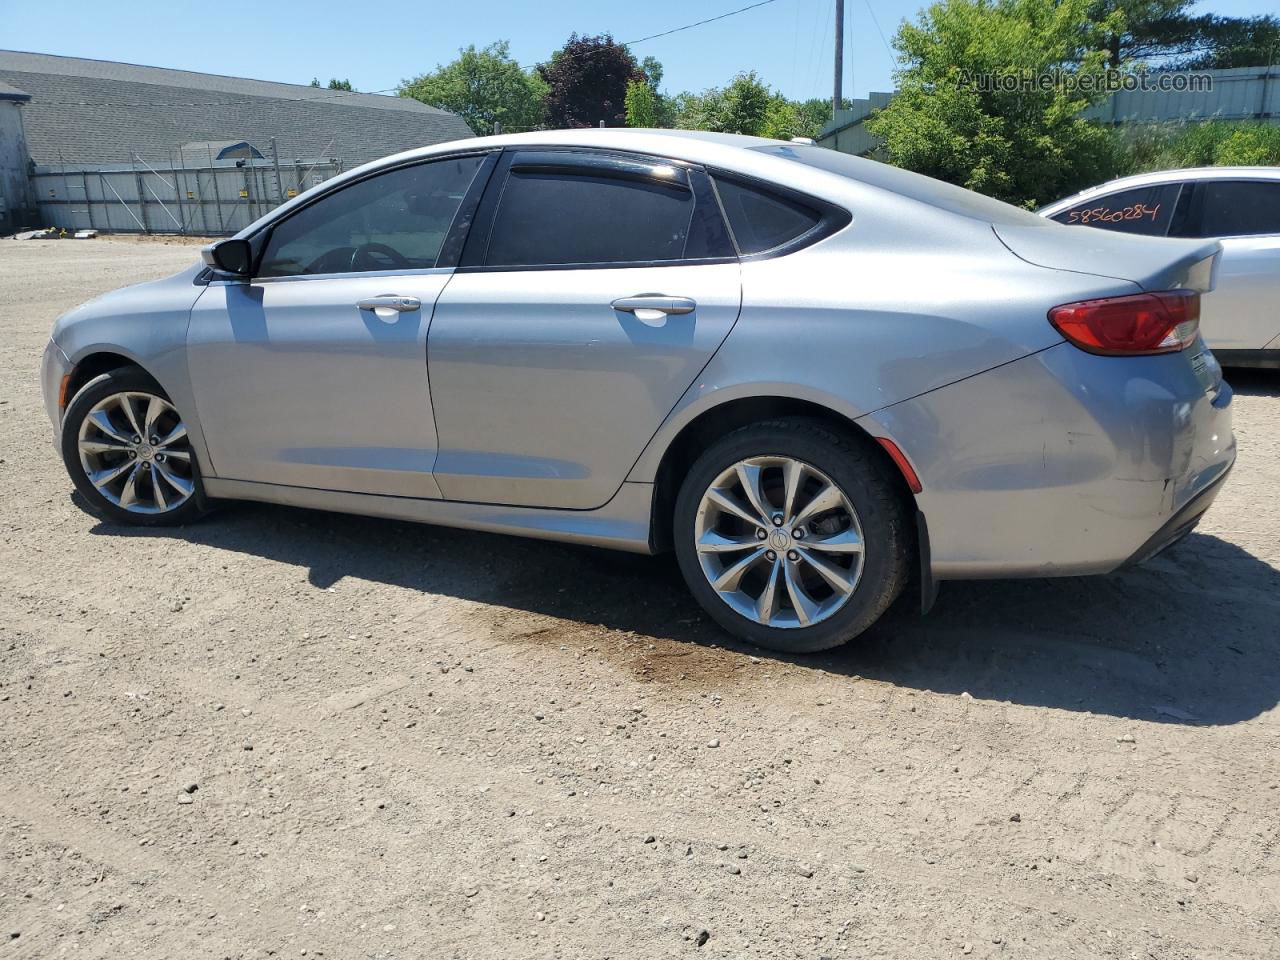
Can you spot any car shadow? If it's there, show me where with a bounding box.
[87,496,1280,727]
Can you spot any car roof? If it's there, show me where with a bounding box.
[236,128,1049,239]
[1041,166,1280,214]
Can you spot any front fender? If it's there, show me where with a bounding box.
[51,263,214,476]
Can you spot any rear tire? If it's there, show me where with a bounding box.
[61,366,208,527]
[673,418,911,653]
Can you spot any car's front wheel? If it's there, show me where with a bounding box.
[60,366,207,526]
[673,418,911,653]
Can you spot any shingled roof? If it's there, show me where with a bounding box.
[0,50,473,167]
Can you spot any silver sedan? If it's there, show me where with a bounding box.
[41,130,1236,653]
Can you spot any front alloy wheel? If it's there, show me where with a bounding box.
[77,391,194,514]
[61,367,207,526]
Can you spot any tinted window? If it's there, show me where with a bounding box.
[259,156,484,277]
[752,142,1046,227]
[1188,180,1280,238]
[485,170,694,266]
[1049,183,1181,235]
[714,176,821,254]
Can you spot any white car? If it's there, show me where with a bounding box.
[1041,167,1280,368]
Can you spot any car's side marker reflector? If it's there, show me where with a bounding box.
[876,437,923,494]
[58,373,73,410]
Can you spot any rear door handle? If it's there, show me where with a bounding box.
[610,295,697,318]
[357,295,421,313]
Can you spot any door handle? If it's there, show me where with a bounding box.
[610,296,697,317]
[356,295,421,313]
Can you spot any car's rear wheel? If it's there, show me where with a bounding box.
[60,367,207,526]
[673,418,911,653]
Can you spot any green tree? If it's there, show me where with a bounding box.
[674,71,772,135]
[866,0,1117,207]
[1086,0,1182,66]
[400,41,547,136]
[759,96,833,140]
[327,78,353,91]
[1085,0,1280,68]
[1174,15,1280,69]
[539,34,641,128]
[640,56,664,90]
[624,78,661,127]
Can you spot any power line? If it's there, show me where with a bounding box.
[861,0,894,64]
[624,0,781,47]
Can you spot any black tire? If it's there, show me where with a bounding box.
[673,417,912,653]
[60,366,208,527]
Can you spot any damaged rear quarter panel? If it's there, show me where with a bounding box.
[866,343,1233,578]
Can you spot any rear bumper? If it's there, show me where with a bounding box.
[1122,458,1233,567]
[868,342,1236,579]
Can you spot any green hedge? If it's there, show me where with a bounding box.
[1113,121,1280,174]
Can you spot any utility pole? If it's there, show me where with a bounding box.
[833,0,844,120]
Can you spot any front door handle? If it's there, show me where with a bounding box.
[357,295,421,314]
[610,295,697,320]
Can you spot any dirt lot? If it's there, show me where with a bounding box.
[2,238,1278,959]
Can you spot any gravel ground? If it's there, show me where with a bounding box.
[2,238,1278,960]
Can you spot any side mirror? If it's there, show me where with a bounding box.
[201,238,253,276]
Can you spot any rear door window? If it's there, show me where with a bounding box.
[485,165,695,267]
[1183,180,1280,238]
[1049,183,1181,236]
[713,176,821,254]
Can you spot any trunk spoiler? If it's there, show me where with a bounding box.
[992,222,1221,293]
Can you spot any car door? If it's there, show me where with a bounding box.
[187,152,492,497]
[1170,178,1280,351]
[427,149,742,509]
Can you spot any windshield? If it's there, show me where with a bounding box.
[751,143,1049,227]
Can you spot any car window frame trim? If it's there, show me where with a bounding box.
[202,148,502,284]
[706,168,849,260]
[197,143,852,283]
[460,146,720,273]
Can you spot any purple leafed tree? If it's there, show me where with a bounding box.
[539,33,643,128]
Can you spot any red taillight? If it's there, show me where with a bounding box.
[1048,290,1200,356]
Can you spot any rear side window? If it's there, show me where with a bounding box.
[1049,183,1181,236]
[713,176,821,254]
[485,171,694,267]
[258,156,484,277]
[1187,180,1280,238]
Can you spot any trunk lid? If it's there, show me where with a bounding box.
[993,222,1220,293]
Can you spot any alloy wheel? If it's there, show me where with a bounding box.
[76,391,195,514]
[693,456,865,629]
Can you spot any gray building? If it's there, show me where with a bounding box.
[0,50,473,235]
[0,80,37,233]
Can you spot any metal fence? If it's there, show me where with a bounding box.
[1084,65,1280,126]
[31,148,346,236]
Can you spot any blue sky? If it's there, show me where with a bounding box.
[3,0,1275,103]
